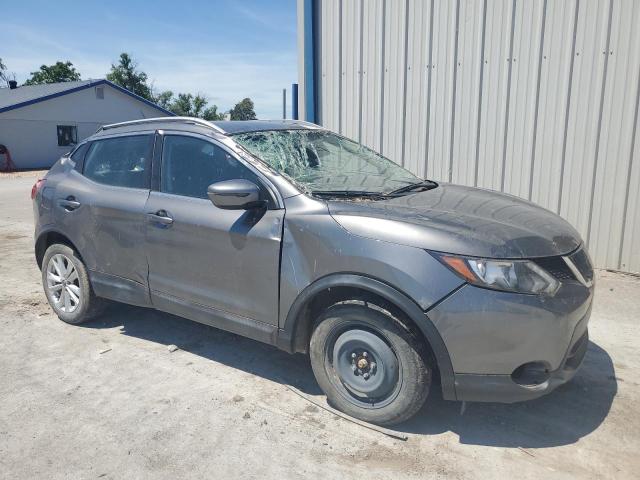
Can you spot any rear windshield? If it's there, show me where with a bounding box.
[233,129,419,194]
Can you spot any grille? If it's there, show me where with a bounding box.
[533,256,576,281]
[533,248,594,287]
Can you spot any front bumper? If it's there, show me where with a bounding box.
[428,280,593,402]
[453,328,589,402]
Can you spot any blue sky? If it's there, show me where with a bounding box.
[0,0,298,118]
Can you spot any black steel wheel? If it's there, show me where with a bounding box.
[310,303,431,426]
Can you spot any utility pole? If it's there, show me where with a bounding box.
[292,83,299,120]
[282,88,287,119]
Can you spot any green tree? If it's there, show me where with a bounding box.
[170,93,198,116]
[229,97,257,120]
[106,53,153,100]
[201,104,225,121]
[105,53,226,120]
[155,90,174,109]
[157,91,225,121]
[23,61,81,85]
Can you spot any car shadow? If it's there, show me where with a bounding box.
[398,341,617,448]
[83,303,616,448]
[83,302,323,396]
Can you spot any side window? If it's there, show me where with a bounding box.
[83,135,152,189]
[161,135,266,200]
[70,142,90,172]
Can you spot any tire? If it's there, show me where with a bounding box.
[41,243,104,325]
[309,302,431,426]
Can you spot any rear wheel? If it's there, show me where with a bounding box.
[42,243,104,324]
[309,303,431,426]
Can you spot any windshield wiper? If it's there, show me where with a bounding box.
[311,190,387,199]
[386,180,438,196]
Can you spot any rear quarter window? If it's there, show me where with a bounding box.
[83,135,153,189]
[70,143,90,172]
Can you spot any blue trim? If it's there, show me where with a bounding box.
[0,79,175,116]
[292,83,299,120]
[303,0,316,123]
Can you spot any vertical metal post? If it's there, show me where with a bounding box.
[283,88,287,119]
[303,0,316,122]
[292,83,299,120]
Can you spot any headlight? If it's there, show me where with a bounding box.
[432,253,560,295]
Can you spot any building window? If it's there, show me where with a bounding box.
[57,125,78,147]
[95,86,104,99]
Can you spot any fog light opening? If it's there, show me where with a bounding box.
[511,362,550,386]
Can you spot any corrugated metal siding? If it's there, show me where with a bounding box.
[403,0,431,177]
[502,0,545,198]
[426,0,458,181]
[303,0,640,273]
[620,75,640,271]
[473,0,513,192]
[339,0,361,140]
[451,0,484,187]
[588,0,640,268]
[317,0,341,129]
[381,0,408,164]
[360,0,384,152]
[529,0,577,209]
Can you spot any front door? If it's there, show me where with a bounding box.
[145,133,284,326]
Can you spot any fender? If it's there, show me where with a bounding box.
[34,226,83,268]
[277,273,457,400]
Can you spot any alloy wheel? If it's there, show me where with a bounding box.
[46,253,81,313]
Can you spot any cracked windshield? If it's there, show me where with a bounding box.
[233,129,420,195]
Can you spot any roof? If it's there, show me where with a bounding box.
[0,79,174,115]
[212,119,321,134]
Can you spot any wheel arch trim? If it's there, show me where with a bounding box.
[278,273,457,400]
[35,228,83,269]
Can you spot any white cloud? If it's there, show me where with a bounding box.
[1,24,297,119]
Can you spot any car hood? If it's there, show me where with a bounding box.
[327,183,582,259]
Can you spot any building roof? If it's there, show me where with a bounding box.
[0,79,174,115]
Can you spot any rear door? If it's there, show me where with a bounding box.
[54,133,154,304]
[144,132,284,325]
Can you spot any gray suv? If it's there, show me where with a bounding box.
[32,117,594,425]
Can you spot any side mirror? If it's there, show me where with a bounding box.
[207,179,265,210]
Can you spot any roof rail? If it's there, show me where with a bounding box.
[98,116,226,134]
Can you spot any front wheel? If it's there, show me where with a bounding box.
[309,303,431,426]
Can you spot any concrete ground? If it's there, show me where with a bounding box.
[0,174,638,479]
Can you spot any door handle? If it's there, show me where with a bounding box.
[147,210,174,226]
[58,197,81,211]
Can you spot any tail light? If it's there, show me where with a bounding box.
[31,178,45,200]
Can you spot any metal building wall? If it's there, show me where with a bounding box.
[299,0,640,273]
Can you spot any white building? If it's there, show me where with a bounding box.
[0,79,172,169]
